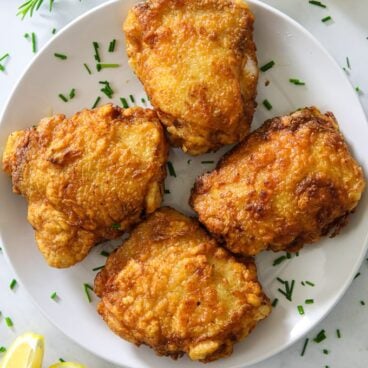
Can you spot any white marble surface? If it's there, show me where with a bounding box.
[0,0,367,367]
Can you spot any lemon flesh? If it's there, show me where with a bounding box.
[0,332,44,368]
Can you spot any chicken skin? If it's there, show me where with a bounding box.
[190,107,365,256]
[124,0,258,155]
[2,105,168,268]
[94,207,271,362]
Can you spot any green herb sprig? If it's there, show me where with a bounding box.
[17,0,56,19]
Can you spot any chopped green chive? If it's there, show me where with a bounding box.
[84,63,92,75]
[355,86,363,94]
[108,39,116,52]
[92,265,104,272]
[336,329,341,338]
[141,98,146,104]
[120,97,129,108]
[164,189,171,194]
[99,81,114,98]
[69,88,76,99]
[305,299,314,304]
[201,160,214,164]
[96,63,120,72]
[309,0,327,8]
[277,278,295,301]
[9,279,17,290]
[271,298,278,307]
[260,60,275,72]
[273,255,287,266]
[0,65,5,72]
[297,305,305,315]
[354,272,361,279]
[301,281,305,286]
[52,28,57,34]
[321,16,332,22]
[301,338,309,356]
[93,42,101,62]
[92,96,101,109]
[289,78,306,86]
[305,281,315,287]
[360,300,365,305]
[167,161,176,177]
[83,283,93,303]
[58,94,68,102]
[129,94,135,103]
[0,53,9,62]
[100,250,110,257]
[313,329,326,343]
[262,99,272,110]
[49,0,55,11]
[54,53,67,60]
[0,347,6,353]
[346,56,351,69]
[50,291,58,301]
[286,252,292,259]
[323,349,329,355]
[31,32,37,53]
[111,223,120,230]
[59,358,65,362]
[5,317,13,328]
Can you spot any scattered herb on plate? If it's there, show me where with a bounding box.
[260,60,275,72]
[92,96,101,109]
[120,97,129,108]
[167,161,176,177]
[321,16,332,23]
[309,0,327,8]
[289,78,306,86]
[83,283,93,303]
[263,99,272,110]
[301,338,309,356]
[9,279,17,290]
[54,53,67,60]
[99,81,114,98]
[313,329,327,343]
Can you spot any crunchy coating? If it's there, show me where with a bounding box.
[124,0,258,155]
[2,105,168,268]
[95,207,271,362]
[190,107,366,256]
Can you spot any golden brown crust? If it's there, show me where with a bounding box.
[190,107,366,255]
[94,207,271,362]
[123,0,258,155]
[2,104,168,267]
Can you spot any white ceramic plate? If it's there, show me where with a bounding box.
[0,0,367,367]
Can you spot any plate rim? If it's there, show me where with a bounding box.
[1,0,367,367]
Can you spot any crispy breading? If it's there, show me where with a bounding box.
[2,105,168,267]
[190,107,366,256]
[94,207,271,362]
[124,0,258,155]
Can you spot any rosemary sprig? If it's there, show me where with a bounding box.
[17,0,55,19]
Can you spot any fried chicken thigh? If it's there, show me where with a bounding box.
[95,207,271,362]
[190,107,365,256]
[2,105,168,267]
[124,0,258,155]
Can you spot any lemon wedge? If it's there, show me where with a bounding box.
[49,363,86,368]
[0,332,44,368]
